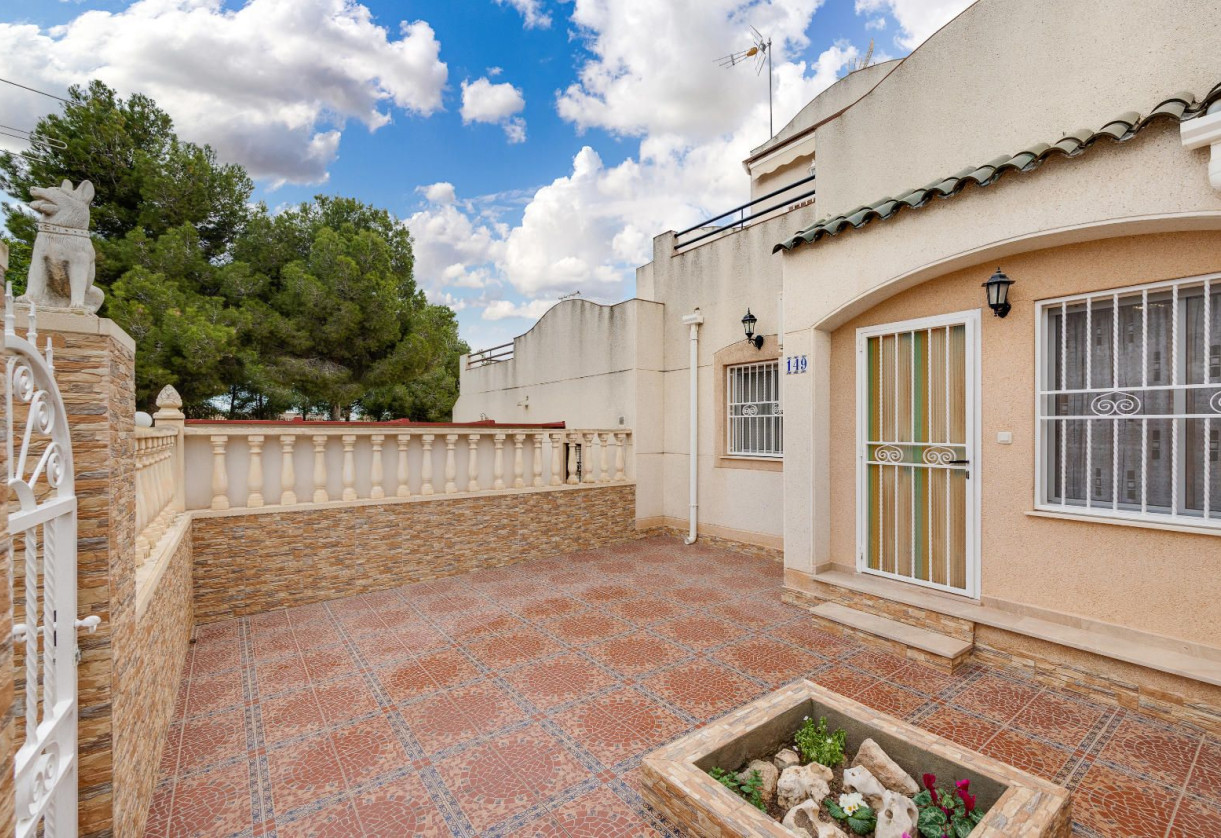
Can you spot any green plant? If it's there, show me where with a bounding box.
[914,774,984,837]
[824,796,877,835]
[708,767,766,811]
[794,715,847,768]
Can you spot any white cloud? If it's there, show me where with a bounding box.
[483,299,558,321]
[419,182,457,205]
[495,0,552,29]
[865,16,887,30]
[0,0,448,184]
[406,200,507,295]
[460,76,528,142]
[854,0,975,50]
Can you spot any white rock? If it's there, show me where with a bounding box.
[774,747,801,772]
[739,759,779,804]
[874,789,919,838]
[782,801,852,838]
[851,738,919,795]
[777,764,831,812]
[842,764,886,809]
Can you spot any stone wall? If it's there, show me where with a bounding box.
[112,522,192,838]
[192,483,637,623]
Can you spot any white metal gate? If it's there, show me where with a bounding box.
[856,310,981,598]
[5,287,95,837]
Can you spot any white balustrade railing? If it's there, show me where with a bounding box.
[134,385,188,565]
[180,425,633,512]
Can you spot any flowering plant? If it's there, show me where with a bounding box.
[838,792,866,815]
[794,715,847,768]
[824,793,876,836]
[912,773,984,837]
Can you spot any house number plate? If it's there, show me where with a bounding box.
[785,355,808,374]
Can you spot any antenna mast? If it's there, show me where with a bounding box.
[716,27,774,138]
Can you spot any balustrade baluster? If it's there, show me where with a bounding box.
[135,439,150,557]
[599,432,611,483]
[467,434,481,492]
[247,434,265,507]
[567,433,580,485]
[614,433,627,481]
[513,434,526,488]
[370,434,386,499]
[532,434,545,488]
[444,434,458,493]
[421,434,435,495]
[280,435,297,505]
[396,433,411,497]
[341,434,358,501]
[312,435,329,502]
[210,435,230,510]
[551,432,565,486]
[493,433,506,490]
[582,433,597,484]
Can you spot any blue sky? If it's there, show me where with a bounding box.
[1,0,970,350]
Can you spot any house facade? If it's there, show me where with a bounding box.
[456,0,1221,726]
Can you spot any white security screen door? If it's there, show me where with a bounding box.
[856,311,980,597]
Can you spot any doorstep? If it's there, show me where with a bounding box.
[808,601,973,672]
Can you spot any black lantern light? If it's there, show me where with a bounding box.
[741,309,764,349]
[983,268,1014,318]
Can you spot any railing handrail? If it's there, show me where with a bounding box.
[182,420,569,434]
[673,172,816,240]
[466,341,514,369]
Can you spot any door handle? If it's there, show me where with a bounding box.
[947,460,969,465]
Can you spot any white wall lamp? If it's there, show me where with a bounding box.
[741,308,764,348]
[1181,101,1221,191]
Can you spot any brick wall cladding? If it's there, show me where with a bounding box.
[0,347,13,838]
[112,530,192,838]
[192,484,637,622]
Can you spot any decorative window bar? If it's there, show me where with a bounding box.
[1037,273,1221,526]
[727,360,783,458]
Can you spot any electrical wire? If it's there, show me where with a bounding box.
[0,77,70,103]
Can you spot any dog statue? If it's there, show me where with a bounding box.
[20,179,103,313]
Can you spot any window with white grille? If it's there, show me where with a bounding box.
[1037,273,1221,527]
[727,360,783,458]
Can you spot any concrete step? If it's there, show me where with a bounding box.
[809,602,974,672]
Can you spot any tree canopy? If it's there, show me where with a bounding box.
[1,81,467,420]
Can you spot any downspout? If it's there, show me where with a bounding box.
[681,309,704,544]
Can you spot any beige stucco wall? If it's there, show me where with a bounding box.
[820,231,1221,645]
[810,0,1221,222]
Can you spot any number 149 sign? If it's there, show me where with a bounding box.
[785,355,808,374]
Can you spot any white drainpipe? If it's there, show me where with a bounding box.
[681,309,704,544]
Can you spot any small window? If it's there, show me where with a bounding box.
[1037,273,1221,526]
[727,360,783,458]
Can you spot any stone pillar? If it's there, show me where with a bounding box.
[153,385,185,512]
[16,306,138,837]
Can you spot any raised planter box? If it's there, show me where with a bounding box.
[640,680,1071,837]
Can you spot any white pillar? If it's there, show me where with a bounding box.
[280,435,297,505]
[513,433,526,489]
[341,434,357,501]
[566,433,580,485]
[532,433,545,488]
[396,433,411,497]
[421,434,435,495]
[312,434,329,503]
[247,434,265,508]
[681,309,704,544]
[582,433,597,484]
[444,434,458,493]
[614,432,627,482]
[467,433,481,492]
[550,432,564,486]
[210,435,230,511]
[370,433,386,499]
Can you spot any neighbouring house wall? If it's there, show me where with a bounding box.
[112,521,192,838]
[810,0,1221,223]
[191,483,636,623]
[824,231,1221,645]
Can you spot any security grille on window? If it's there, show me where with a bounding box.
[727,360,783,458]
[1037,273,1221,526]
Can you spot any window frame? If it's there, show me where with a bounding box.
[725,359,783,460]
[1034,271,1221,530]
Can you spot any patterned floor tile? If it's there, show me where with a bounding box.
[1097,715,1202,788]
[856,681,929,720]
[1008,689,1106,749]
[183,671,244,718]
[190,640,242,677]
[177,708,248,773]
[771,622,858,658]
[601,595,689,623]
[302,646,359,682]
[716,636,822,686]
[712,596,800,629]
[416,647,483,689]
[546,611,633,645]
[651,613,741,649]
[841,648,910,678]
[951,673,1041,723]
[886,662,958,697]
[164,762,254,837]
[352,773,454,837]
[256,655,312,696]
[276,796,364,838]
[398,691,484,755]
[550,786,659,837]
[980,729,1072,782]
[916,705,1000,751]
[1169,793,1221,838]
[1073,763,1177,838]
[641,660,765,721]
[267,732,348,814]
[433,738,542,832]
[378,660,439,702]
[504,653,619,710]
[313,676,380,725]
[808,665,877,698]
[1187,738,1221,802]
[261,688,326,745]
[585,633,689,677]
[331,714,410,788]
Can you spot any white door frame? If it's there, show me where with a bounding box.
[854,308,982,599]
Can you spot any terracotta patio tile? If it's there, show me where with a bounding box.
[466,632,543,668]
[808,665,877,698]
[433,737,541,832]
[856,681,929,720]
[585,632,689,677]
[290,621,343,648]
[165,763,253,837]
[546,611,632,645]
[415,593,487,616]
[398,691,483,754]
[505,813,569,837]
[393,622,450,652]
[602,595,690,623]
[716,636,822,686]
[517,595,586,620]
[144,781,173,838]
[579,583,639,604]
[352,773,453,836]
[255,655,311,696]
[184,671,244,718]
[261,688,325,745]
[886,662,959,697]
[177,707,248,773]
[416,647,482,689]
[190,641,242,677]
[1097,715,1202,789]
[275,796,364,838]
[158,723,181,781]
[335,607,389,636]
[267,732,347,814]
[1008,689,1107,749]
[1074,763,1177,838]
[1169,793,1221,838]
[917,706,1000,751]
[711,596,799,629]
[494,724,594,801]
[251,626,300,661]
[302,646,359,682]
[641,659,765,721]
[652,613,741,649]
[195,619,241,643]
[771,622,858,657]
[981,729,1072,782]
[378,660,438,702]
[331,714,409,788]
[951,673,1041,723]
[1187,737,1221,802]
[841,648,909,678]
[550,786,659,837]
[313,676,380,725]
[439,610,523,641]
[250,609,290,631]
[503,653,618,710]
[446,679,529,731]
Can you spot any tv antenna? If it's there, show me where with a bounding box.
[717,27,773,137]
